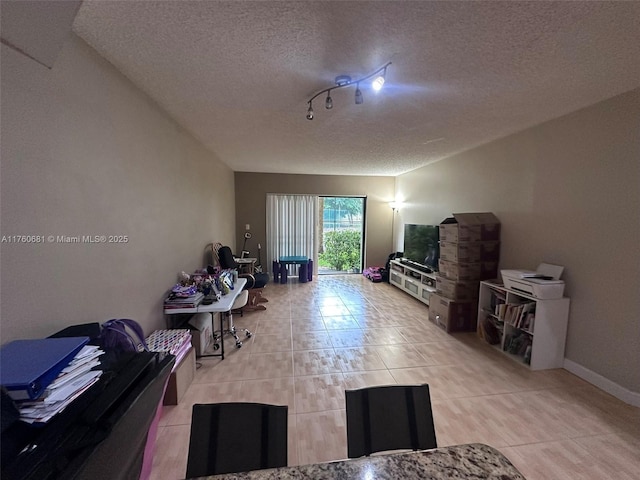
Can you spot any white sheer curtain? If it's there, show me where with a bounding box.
[266,194,318,274]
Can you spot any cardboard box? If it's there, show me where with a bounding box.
[435,276,480,301]
[439,259,499,282]
[428,294,477,332]
[163,346,196,405]
[439,241,478,263]
[478,241,501,262]
[439,213,501,243]
[480,261,499,280]
[438,259,480,281]
[439,241,500,263]
[188,312,216,357]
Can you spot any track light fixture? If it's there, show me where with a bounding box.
[354,83,363,104]
[372,73,385,91]
[305,62,391,120]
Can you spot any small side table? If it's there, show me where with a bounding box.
[278,256,311,283]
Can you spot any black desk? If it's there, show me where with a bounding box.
[1,351,174,480]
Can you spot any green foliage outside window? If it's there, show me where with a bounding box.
[322,197,363,224]
[319,230,361,271]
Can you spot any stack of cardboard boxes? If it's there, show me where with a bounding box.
[429,213,501,332]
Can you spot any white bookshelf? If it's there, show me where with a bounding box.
[477,281,570,370]
[389,259,437,306]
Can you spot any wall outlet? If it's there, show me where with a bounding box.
[245,224,250,230]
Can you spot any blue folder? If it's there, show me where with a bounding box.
[0,336,90,400]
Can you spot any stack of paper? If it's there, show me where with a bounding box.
[164,291,204,309]
[0,336,90,400]
[15,345,104,424]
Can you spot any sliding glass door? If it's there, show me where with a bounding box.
[265,194,366,277]
[318,196,365,275]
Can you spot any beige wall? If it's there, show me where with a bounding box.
[2,29,636,401]
[234,173,395,270]
[396,89,640,395]
[0,36,236,341]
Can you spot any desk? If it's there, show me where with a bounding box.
[199,443,526,479]
[2,351,174,480]
[278,256,309,265]
[164,278,247,360]
[278,256,311,283]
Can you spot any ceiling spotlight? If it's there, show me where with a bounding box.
[372,65,388,91]
[372,75,385,91]
[304,62,391,119]
[355,84,363,104]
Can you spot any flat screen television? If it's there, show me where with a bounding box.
[403,224,439,272]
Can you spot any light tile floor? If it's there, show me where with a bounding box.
[151,275,640,479]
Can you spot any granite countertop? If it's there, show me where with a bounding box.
[198,443,526,479]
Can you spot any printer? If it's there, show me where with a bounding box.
[501,263,565,299]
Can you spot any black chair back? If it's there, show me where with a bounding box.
[217,246,238,270]
[186,402,288,477]
[217,245,269,290]
[345,384,437,458]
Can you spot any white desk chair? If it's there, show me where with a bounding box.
[223,289,252,348]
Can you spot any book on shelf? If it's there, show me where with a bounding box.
[526,314,535,332]
[479,317,501,345]
[520,311,535,331]
[506,304,520,325]
[515,302,535,329]
[488,286,507,300]
[489,288,506,313]
[495,301,536,329]
[503,332,532,358]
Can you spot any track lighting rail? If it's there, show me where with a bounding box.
[306,62,391,120]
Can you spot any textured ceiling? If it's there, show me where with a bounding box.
[72,1,640,176]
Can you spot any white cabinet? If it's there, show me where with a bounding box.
[477,281,570,370]
[389,259,436,306]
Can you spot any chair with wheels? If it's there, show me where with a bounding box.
[345,384,437,458]
[185,402,288,477]
[222,289,252,348]
[214,243,270,311]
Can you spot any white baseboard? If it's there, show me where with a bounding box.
[564,359,640,408]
